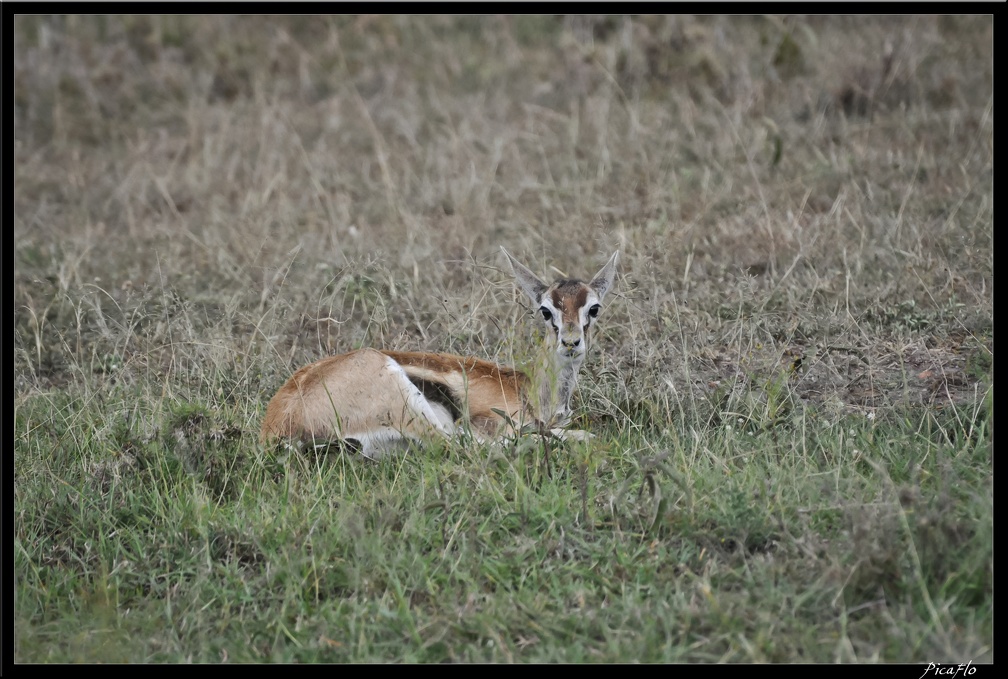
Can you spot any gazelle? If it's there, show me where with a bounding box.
[261,247,619,458]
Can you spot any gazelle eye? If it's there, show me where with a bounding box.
[539,307,553,321]
[588,304,600,318]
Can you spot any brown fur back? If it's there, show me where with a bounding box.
[260,349,532,443]
[381,350,530,436]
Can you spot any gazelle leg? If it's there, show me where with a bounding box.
[337,354,458,459]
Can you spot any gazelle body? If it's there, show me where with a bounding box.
[260,248,619,458]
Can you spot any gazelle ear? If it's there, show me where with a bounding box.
[589,251,619,301]
[502,247,549,305]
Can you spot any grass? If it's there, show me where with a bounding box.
[13,15,992,662]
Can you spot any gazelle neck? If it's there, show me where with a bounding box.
[531,340,584,428]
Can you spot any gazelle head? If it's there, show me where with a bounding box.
[502,247,619,425]
[502,247,619,363]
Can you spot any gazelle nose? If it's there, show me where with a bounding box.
[562,337,581,348]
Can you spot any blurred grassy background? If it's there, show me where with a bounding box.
[14,15,992,410]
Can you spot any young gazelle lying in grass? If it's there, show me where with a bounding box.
[261,247,619,458]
